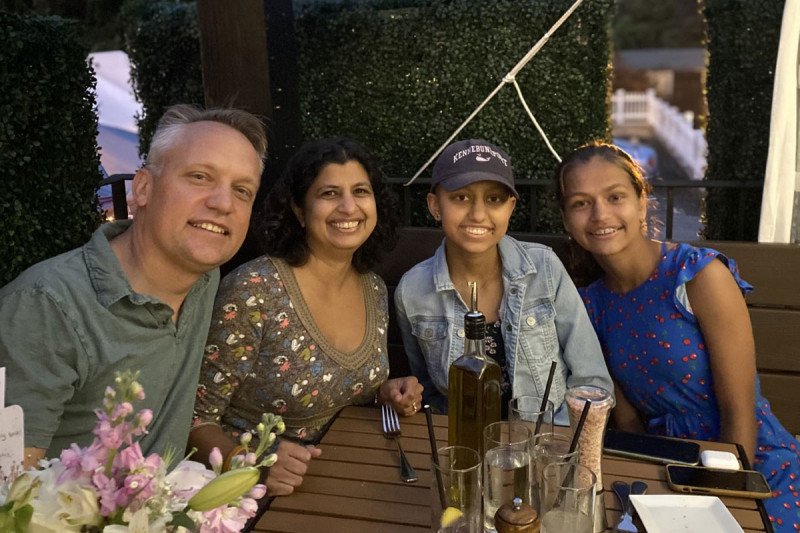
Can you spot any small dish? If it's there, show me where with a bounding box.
[629,494,744,533]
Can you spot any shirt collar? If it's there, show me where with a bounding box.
[84,220,212,308]
[432,235,538,292]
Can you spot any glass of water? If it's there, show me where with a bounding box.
[540,461,596,533]
[431,446,482,533]
[531,432,580,513]
[482,421,532,533]
[508,395,554,445]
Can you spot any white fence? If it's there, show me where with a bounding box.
[612,88,707,180]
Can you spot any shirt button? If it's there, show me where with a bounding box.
[424,328,433,337]
[510,288,518,295]
[457,329,465,338]
[506,324,512,332]
[526,316,536,326]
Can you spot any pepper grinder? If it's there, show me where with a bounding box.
[494,497,540,533]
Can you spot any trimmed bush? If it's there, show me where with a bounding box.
[120,0,613,232]
[296,0,615,231]
[124,1,203,156]
[0,13,102,286]
[702,0,783,240]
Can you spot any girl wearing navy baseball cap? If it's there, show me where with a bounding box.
[394,139,612,422]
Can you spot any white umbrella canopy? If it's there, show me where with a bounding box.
[758,0,800,243]
[89,50,142,214]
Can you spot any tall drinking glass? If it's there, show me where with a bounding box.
[482,421,532,533]
[531,432,580,513]
[540,462,596,533]
[431,446,482,533]
[508,395,554,445]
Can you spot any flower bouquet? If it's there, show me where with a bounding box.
[0,371,284,533]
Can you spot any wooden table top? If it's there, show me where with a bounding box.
[253,406,772,533]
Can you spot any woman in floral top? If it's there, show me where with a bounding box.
[190,138,423,497]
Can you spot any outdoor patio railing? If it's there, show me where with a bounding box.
[386,177,763,241]
[101,174,762,241]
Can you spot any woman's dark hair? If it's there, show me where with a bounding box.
[259,137,399,273]
[552,141,654,286]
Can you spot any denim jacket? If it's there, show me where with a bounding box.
[394,236,613,424]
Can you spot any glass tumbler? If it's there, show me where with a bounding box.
[482,421,532,533]
[431,445,482,533]
[540,462,596,533]
[531,432,580,513]
[508,395,554,445]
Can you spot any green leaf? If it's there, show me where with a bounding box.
[169,511,199,532]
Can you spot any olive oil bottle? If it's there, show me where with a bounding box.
[448,281,502,455]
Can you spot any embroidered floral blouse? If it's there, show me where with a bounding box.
[193,256,390,443]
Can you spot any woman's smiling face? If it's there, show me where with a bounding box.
[560,156,647,258]
[428,180,516,257]
[294,160,377,259]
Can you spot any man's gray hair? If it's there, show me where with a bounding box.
[144,104,268,174]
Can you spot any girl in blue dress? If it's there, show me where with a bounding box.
[555,141,800,532]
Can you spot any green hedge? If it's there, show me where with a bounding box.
[296,0,615,232]
[124,1,203,156]
[0,13,102,286]
[702,0,783,240]
[121,0,613,232]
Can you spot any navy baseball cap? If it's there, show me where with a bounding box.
[431,139,518,199]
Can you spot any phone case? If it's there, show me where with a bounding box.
[603,431,700,465]
[666,465,772,499]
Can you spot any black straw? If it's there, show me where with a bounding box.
[568,399,591,454]
[533,361,558,436]
[424,405,447,507]
[555,399,592,507]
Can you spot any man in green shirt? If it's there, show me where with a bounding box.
[0,104,267,466]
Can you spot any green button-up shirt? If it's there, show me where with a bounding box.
[0,220,219,457]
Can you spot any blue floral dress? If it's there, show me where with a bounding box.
[580,243,800,532]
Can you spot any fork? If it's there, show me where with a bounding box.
[381,404,418,483]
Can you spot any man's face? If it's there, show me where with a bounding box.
[132,121,261,276]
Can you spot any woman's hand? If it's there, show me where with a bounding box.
[266,439,323,496]
[378,376,424,416]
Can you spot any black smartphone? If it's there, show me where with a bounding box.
[666,464,772,499]
[603,429,700,465]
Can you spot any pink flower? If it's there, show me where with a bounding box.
[209,448,223,472]
[112,402,134,421]
[115,443,145,472]
[59,441,107,482]
[60,443,85,473]
[135,409,153,435]
[94,414,130,449]
[92,470,120,516]
[238,497,259,515]
[123,472,155,505]
[199,504,254,533]
[248,484,266,500]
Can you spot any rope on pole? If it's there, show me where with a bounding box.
[404,0,583,186]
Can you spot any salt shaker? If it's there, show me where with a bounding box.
[494,497,540,533]
[565,385,613,533]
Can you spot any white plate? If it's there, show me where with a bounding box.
[629,494,744,533]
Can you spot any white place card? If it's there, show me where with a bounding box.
[0,404,24,478]
[0,366,5,409]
